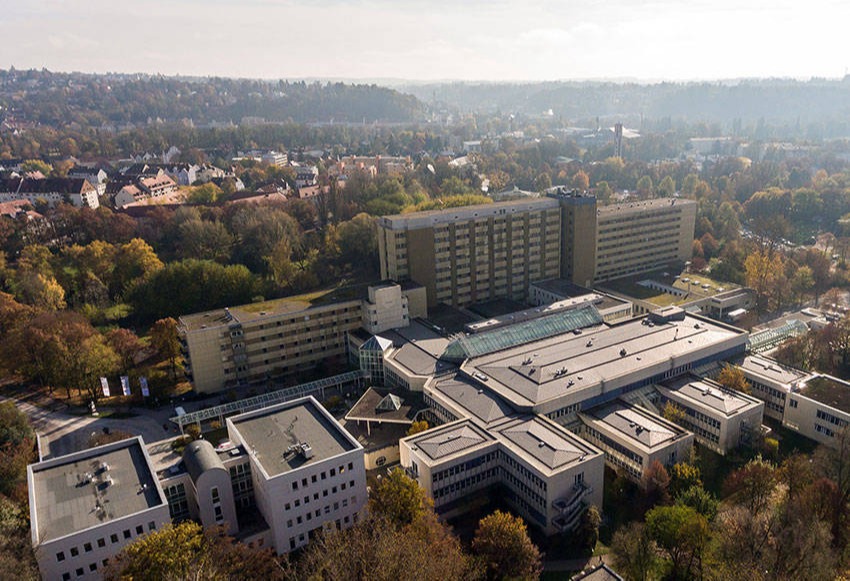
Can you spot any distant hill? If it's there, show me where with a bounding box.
[401,78,850,126]
[0,69,425,127]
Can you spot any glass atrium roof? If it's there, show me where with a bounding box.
[747,319,808,354]
[441,304,604,361]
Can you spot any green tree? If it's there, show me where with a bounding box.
[645,504,710,579]
[150,317,181,380]
[0,402,36,501]
[723,456,777,515]
[717,364,751,394]
[579,505,602,551]
[297,513,472,581]
[657,175,676,197]
[104,521,285,581]
[0,496,37,577]
[611,522,659,581]
[790,265,815,306]
[186,183,223,205]
[675,485,718,522]
[472,509,542,581]
[176,219,234,263]
[369,468,432,528]
[662,401,686,426]
[20,159,52,175]
[669,463,702,499]
[636,175,653,197]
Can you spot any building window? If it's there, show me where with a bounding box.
[136,525,144,535]
[97,538,105,548]
[123,530,131,540]
[70,547,79,557]
[790,399,798,408]
[149,522,156,531]
[110,534,119,544]
[62,574,71,581]
[89,563,98,572]
[56,552,65,562]
[211,487,220,503]
[84,542,92,553]
[75,568,84,577]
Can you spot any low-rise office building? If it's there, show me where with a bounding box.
[578,401,693,482]
[28,437,171,581]
[784,375,850,446]
[738,354,807,421]
[657,376,764,455]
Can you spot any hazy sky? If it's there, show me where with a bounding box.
[2,0,848,81]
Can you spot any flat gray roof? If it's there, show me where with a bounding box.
[583,401,686,451]
[531,279,631,312]
[493,415,601,473]
[229,397,358,478]
[661,376,762,417]
[383,322,454,377]
[407,420,496,462]
[739,355,809,388]
[463,314,746,408]
[597,197,696,217]
[432,376,515,425]
[378,197,559,229]
[30,437,163,543]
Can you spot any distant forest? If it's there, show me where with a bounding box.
[403,78,850,136]
[0,69,424,127]
[5,69,850,139]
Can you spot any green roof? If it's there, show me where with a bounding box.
[442,304,604,361]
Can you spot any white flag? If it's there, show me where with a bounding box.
[121,376,131,396]
[100,377,110,397]
[140,377,150,398]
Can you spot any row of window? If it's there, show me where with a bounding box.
[816,409,848,427]
[433,468,498,499]
[291,463,354,491]
[286,497,357,527]
[56,521,158,564]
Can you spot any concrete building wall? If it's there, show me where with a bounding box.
[193,468,238,536]
[249,450,366,554]
[181,300,363,393]
[783,392,850,447]
[595,199,697,282]
[36,507,171,581]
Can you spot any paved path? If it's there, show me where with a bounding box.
[4,394,174,459]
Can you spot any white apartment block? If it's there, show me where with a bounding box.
[226,397,367,553]
[28,438,171,581]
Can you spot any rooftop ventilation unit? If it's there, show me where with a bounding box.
[300,443,314,460]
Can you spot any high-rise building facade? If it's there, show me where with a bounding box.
[377,194,697,307]
[594,198,697,281]
[377,199,562,307]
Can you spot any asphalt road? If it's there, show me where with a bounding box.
[7,396,175,460]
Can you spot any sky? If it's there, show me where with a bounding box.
[1,0,849,82]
